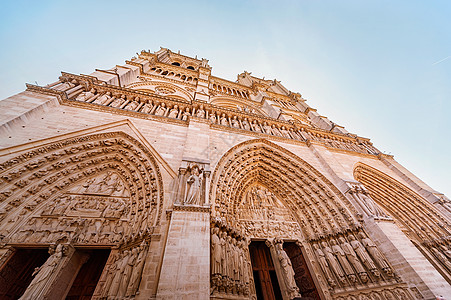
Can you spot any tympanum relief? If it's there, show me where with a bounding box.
[236,184,302,240]
[9,171,136,246]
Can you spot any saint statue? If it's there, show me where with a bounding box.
[19,244,66,300]
[184,165,202,205]
[274,242,301,298]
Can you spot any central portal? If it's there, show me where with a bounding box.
[249,241,283,300]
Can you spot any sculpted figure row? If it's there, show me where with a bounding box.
[210,226,251,296]
[313,232,393,288]
[100,240,148,299]
[69,84,377,155]
[11,217,132,245]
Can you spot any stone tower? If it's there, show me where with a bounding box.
[0,48,450,299]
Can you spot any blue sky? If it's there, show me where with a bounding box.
[0,0,450,197]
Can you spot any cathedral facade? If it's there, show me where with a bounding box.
[0,48,450,299]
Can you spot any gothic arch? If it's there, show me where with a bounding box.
[210,139,361,240]
[209,140,408,297]
[354,162,451,281]
[0,131,164,247]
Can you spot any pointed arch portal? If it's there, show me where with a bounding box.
[0,131,163,299]
[209,139,413,299]
[354,163,451,284]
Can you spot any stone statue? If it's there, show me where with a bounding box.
[280,126,291,138]
[231,116,240,128]
[274,241,301,297]
[358,232,392,276]
[76,88,96,102]
[239,240,250,294]
[232,238,239,281]
[110,94,127,108]
[118,248,137,297]
[101,253,118,298]
[127,240,148,296]
[271,124,282,136]
[322,241,347,284]
[252,120,262,132]
[339,236,368,282]
[140,101,154,113]
[109,250,130,298]
[220,231,228,279]
[168,105,179,118]
[93,91,112,105]
[181,107,191,121]
[220,114,229,126]
[349,235,379,277]
[209,112,217,124]
[331,239,357,283]
[124,97,139,110]
[155,103,166,116]
[262,122,272,134]
[211,227,222,275]
[19,244,66,300]
[242,118,251,130]
[184,165,202,205]
[196,105,206,118]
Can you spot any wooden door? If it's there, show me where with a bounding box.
[66,249,110,300]
[0,249,50,299]
[249,241,283,300]
[283,242,320,300]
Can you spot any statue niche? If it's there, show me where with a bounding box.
[173,162,210,207]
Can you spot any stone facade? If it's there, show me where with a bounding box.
[0,48,450,299]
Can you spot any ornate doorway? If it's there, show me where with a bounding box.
[249,241,283,300]
[0,249,50,299]
[283,242,320,300]
[66,249,110,300]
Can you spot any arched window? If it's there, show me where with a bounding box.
[187,66,195,70]
[172,62,181,66]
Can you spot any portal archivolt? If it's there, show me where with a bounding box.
[210,139,361,240]
[209,140,411,299]
[354,163,451,283]
[0,131,164,246]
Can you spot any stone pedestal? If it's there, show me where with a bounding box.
[156,206,210,299]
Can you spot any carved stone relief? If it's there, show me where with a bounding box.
[346,182,389,219]
[235,184,302,240]
[354,163,451,282]
[0,132,162,248]
[173,161,210,207]
[210,219,252,298]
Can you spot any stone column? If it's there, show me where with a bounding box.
[156,206,210,299]
[266,238,301,300]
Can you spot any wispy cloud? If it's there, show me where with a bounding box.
[432,55,451,65]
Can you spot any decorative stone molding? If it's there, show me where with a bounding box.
[354,163,451,283]
[0,132,163,249]
[25,72,380,157]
